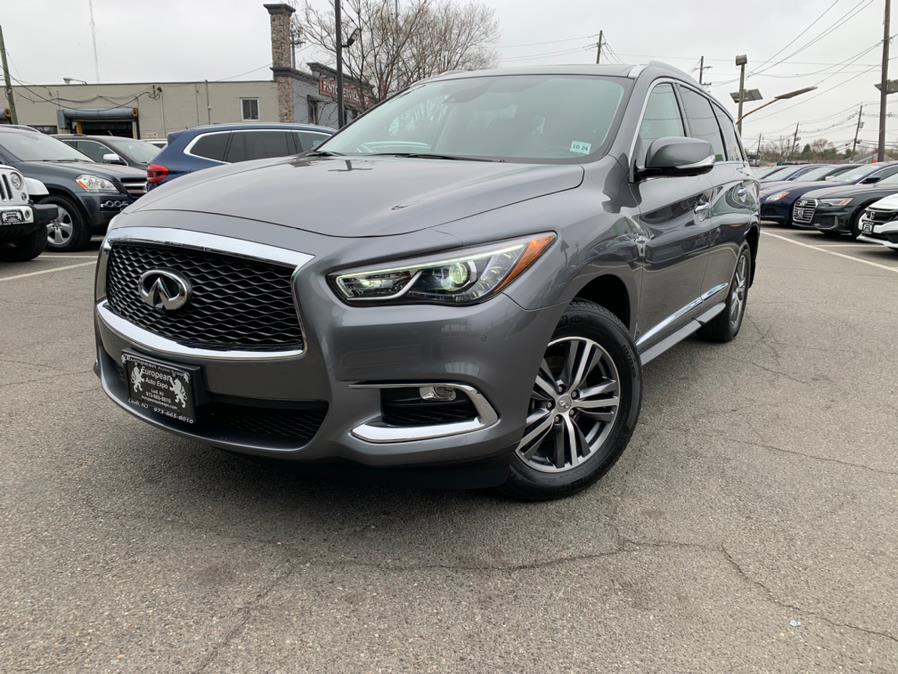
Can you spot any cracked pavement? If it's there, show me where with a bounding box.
[1,233,897,672]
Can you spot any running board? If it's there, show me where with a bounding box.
[639,302,726,365]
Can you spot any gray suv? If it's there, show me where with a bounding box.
[93,63,760,500]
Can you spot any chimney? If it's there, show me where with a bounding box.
[264,3,295,122]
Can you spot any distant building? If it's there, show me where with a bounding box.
[0,3,370,138]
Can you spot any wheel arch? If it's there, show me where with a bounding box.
[573,273,632,331]
[42,187,89,222]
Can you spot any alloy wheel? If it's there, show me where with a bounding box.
[516,336,621,473]
[729,254,748,327]
[47,205,74,247]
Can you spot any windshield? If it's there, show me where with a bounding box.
[795,165,838,181]
[761,166,795,181]
[832,164,883,183]
[107,138,161,163]
[0,131,92,162]
[320,75,629,162]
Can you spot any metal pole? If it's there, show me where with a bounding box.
[756,134,762,160]
[204,79,211,124]
[595,31,603,64]
[852,104,864,158]
[0,25,17,124]
[878,0,891,162]
[736,60,747,135]
[791,122,800,160]
[335,0,345,128]
[88,0,100,82]
[699,56,704,85]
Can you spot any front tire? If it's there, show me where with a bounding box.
[0,227,47,261]
[501,300,642,501]
[41,195,90,252]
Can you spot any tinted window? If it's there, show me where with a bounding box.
[712,105,743,161]
[296,131,329,151]
[190,133,229,161]
[225,131,294,162]
[679,88,725,161]
[638,83,685,151]
[74,140,112,162]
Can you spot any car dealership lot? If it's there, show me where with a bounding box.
[1,232,897,672]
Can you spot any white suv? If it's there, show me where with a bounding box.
[0,165,57,261]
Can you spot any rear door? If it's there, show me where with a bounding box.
[632,82,716,344]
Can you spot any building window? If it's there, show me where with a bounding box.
[241,98,260,121]
[307,98,319,125]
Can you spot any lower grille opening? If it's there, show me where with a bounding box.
[381,387,478,427]
[112,359,325,447]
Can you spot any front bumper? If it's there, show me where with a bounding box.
[80,193,134,233]
[810,208,853,233]
[857,219,898,249]
[0,203,57,240]
[760,200,791,224]
[94,223,564,466]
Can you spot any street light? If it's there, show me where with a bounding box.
[736,86,817,124]
[63,77,87,85]
[735,54,747,134]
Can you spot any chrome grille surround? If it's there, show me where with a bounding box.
[97,227,313,358]
[792,198,816,225]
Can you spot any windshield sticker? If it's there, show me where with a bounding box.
[570,141,592,155]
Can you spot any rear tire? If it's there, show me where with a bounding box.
[0,227,47,261]
[41,195,90,252]
[500,300,642,501]
[698,244,751,343]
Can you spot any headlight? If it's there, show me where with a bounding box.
[76,174,117,192]
[331,234,556,305]
[818,198,853,207]
[765,191,791,202]
[8,172,22,190]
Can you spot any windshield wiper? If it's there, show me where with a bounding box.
[305,149,344,157]
[368,152,501,162]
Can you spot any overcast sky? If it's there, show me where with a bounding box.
[3,0,892,151]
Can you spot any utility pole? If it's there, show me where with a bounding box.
[736,54,748,135]
[88,0,100,82]
[0,25,17,124]
[595,30,604,64]
[335,0,345,127]
[756,134,763,161]
[790,122,800,160]
[878,0,891,161]
[852,104,864,158]
[698,56,705,84]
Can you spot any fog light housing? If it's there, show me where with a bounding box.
[419,385,457,401]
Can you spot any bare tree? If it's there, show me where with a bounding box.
[302,0,498,103]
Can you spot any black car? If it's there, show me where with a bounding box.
[793,169,898,237]
[55,135,162,170]
[0,127,147,251]
[94,63,761,500]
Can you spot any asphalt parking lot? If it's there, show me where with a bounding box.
[1,228,897,672]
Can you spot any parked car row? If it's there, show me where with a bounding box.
[0,122,334,255]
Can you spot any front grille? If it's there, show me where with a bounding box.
[0,173,12,201]
[793,199,816,224]
[120,178,147,198]
[864,208,898,225]
[105,242,303,351]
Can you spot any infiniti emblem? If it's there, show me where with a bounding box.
[138,269,192,311]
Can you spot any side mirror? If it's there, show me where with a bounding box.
[861,175,882,184]
[638,136,715,178]
[102,152,126,165]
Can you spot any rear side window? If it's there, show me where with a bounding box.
[189,133,229,161]
[679,88,726,161]
[75,140,112,162]
[296,131,329,151]
[226,131,294,162]
[712,105,744,161]
[637,83,685,162]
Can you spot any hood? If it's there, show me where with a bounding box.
[801,183,898,200]
[17,160,145,181]
[760,181,835,199]
[866,192,898,210]
[129,155,585,237]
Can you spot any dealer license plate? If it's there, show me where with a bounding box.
[122,352,197,424]
[861,219,873,235]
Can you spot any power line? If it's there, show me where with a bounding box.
[497,45,594,62]
[499,33,598,49]
[748,0,843,75]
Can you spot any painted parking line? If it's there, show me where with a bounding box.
[0,261,96,283]
[42,254,101,259]
[762,231,898,274]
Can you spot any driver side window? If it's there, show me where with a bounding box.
[636,83,685,168]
